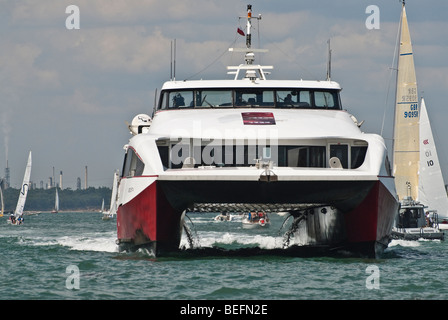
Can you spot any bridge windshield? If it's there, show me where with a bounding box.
[158,88,341,110]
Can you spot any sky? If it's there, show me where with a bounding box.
[1,0,448,189]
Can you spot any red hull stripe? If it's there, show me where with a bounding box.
[117,181,181,246]
[344,180,398,243]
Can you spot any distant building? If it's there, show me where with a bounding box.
[77,177,81,190]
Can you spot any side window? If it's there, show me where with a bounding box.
[276,91,296,107]
[196,90,233,107]
[122,148,145,177]
[298,91,311,107]
[314,91,336,108]
[330,144,348,168]
[169,91,194,108]
[351,146,367,169]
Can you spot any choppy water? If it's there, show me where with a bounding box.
[1,211,447,302]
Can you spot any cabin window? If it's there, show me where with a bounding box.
[170,143,191,169]
[122,148,145,177]
[168,91,194,108]
[277,146,326,167]
[235,89,274,107]
[196,90,233,107]
[330,144,348,168]
[158,141,329,169]
[158,140,366,170]
[158,88,341,110]
[351,146,368,169]
[276,90,312,108]
[158,146,169,169]
[314,91,338,108]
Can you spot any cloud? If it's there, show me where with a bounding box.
[2,0,448,187]
[0,42,60,89]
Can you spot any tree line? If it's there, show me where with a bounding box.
[2,187,112,212]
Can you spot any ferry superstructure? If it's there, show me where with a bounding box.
[116,5,399,258]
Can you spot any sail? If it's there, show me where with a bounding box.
[108,170,119,216]
[54,188,59,212]
[0,179,4,217]
[393,5,420,201]
[14,151,32,217]
[418,98,448,217]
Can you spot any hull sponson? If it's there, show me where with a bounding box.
[159,180,376,212]
[117,178,397,258]
[343,179,398,257]
[116,181,182,254]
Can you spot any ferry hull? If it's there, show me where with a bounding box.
[343,179,399,257]
[116,178,397,258]
[116,182,183,255]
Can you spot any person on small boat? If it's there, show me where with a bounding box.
[425,211,434,227]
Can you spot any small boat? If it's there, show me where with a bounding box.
[51,188,59,213]
[439,220,448,230]
[391,197,444,240]
[242,212,270,229]
[8,151,32,225]
[214,213,232,221]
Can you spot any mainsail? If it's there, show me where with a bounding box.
[54,188,59,212]
[418,98,448,217]
[393,4,420,201]
[0,179,4,217]
[14,151,32,217]
[108,170,119,216]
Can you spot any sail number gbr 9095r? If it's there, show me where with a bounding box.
[404,103,418,118]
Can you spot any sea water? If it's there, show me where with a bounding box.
[1,211,447,302]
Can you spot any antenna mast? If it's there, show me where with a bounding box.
[227,5,272,80]
[170,39,176,81]
[326,39,332,81]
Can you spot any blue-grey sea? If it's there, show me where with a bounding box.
[1,211,447,307]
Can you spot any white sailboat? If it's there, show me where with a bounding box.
[0,179,4,217]
[51,188,59,213]
[419,98,448,230]
[8,151,32,225]
[391,3,444,240]
[102,170,119,220]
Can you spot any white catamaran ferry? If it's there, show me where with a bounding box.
[115,5,399,258]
